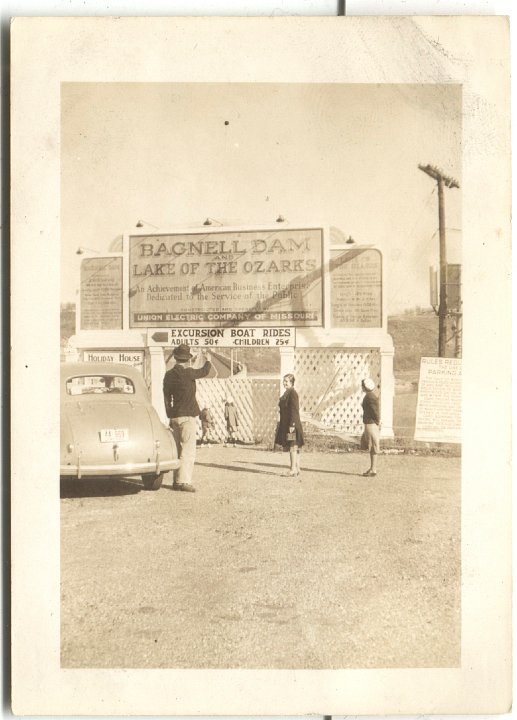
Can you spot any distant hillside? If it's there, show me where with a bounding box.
[60,303,76,346]
[233,347,280,375]
[388,310,438,373]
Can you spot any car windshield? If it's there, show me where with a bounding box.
[66,375,135,396]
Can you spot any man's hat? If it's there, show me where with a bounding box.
[173,343,194,361]
[362,378,376,391]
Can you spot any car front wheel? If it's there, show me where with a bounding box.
[142,473,163,491]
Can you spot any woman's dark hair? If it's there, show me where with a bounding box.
[283,373,295,386]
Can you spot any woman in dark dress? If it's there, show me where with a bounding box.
[275,373,304,476]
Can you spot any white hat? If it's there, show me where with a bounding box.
[363,378,375,391]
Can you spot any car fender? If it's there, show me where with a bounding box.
[147,406,178,460]
[60,408,79,468]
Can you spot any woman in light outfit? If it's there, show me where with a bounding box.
[361,377,380,477]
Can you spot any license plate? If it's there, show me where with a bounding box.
[100,428,129,442]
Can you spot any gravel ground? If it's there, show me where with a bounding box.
[61,446,461,669]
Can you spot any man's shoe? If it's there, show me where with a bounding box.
[362,470,377,477]
[173,483,196,492]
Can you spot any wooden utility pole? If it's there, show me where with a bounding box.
[418,164,459,357]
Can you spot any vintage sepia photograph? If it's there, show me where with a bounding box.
[59,81,462,669]
[11,16,511,716]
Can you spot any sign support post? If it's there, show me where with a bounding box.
[148,346,167,423]
[279,346,295,392]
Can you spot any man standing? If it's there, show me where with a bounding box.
[163,344,212,492]
[361,377,380,477]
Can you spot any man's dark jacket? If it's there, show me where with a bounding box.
[362,390,380,425]
[163,361,211,418]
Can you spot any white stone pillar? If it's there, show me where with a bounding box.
[279,347,295,392]
[148,346,167,423]
[380,346,395,438]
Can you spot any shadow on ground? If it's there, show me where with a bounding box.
[60,477,143,498]
[196,459,361,478]
[195,461,279,476]
[247,461,360,477]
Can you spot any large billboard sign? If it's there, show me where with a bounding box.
[414,357,461,443]
[329,248,382,328]
[128,229,324,328]
[80,257,123,330]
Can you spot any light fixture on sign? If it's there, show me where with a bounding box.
[345,235,355,244]
[276,215,286,223]
[135,219,159,229]
[76,246,100,255]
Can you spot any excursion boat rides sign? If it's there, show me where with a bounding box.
[128,229,324,328]
[147,327,295,348]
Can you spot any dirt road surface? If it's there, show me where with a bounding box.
[61,446,460,668]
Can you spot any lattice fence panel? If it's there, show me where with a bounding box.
[252,378,280,447]
[225,377,254,444]
[143,349,153,391]
[196,377,250,443]
[294,348,381,434]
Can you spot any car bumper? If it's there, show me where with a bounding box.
[60,458,180,478]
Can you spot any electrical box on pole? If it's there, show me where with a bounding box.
[446,263,461,313]
[418,164,459,357]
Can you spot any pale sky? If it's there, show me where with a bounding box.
[61,83,461,314]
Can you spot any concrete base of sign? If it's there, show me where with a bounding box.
[70,330,147,350]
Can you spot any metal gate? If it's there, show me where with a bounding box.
[293,347,381,433]
[197,348,381,441]
[196,376,279,445]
